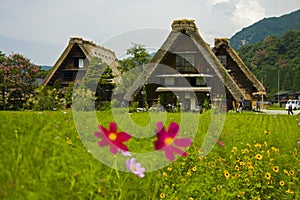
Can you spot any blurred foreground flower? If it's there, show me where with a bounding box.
[95,122,131,154]
[154,122,192,161]
[126,158,145,178]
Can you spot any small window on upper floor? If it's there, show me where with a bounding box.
[165,77,175,86]
[217,55,227,67]
[196,77,205,86]
[78,58,84,68]
[175,53,196,73]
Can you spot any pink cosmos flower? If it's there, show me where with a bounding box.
[217,139,225,147]
[126,158,145,178]
[95,122,132,154]
[154,122,192,161]
[119,149,132,157]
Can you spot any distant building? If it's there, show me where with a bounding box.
[272,91,300,107]
[42,37,119,87]
[124,19,266,111]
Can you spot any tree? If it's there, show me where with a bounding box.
[0,53,40,109]
[82,56,115,109]
[118,43,151,73]
[237,30,300,95]
[116,43,151,110]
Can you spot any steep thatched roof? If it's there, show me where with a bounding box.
[124,19,245,101]
[42,37,120,86]
[213,38,266,94]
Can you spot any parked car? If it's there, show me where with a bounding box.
[285,99,300,110]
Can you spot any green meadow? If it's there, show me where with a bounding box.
[0,110,299,200]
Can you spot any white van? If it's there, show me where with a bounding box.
[285,100,300,110]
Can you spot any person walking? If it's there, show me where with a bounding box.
[256,100,261,112]
[288,104,294,115]
[238,97,244,113]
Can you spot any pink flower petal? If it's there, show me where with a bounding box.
[156,122,166,138]
[173,138,192,147]
[109,122,117,133]
[98,140,109,147]
[94,131,104,138]
[118,132,132,142]
[154,139,165,150]
[164,148,175,161]
[115,142,129,152]
[168,145,187,157]
[167,122,179,138]
[109,145,119,154]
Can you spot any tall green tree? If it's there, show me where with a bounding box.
[116,43,151,109]
[82,56,115,108]
[118,43,151,73]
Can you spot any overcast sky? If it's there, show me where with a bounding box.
[0,0,299,65]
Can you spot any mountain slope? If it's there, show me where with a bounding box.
[230,9,300,49]
[237,30,300,95]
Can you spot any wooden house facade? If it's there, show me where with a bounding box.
[42,37,119,87]
[127,19,265,111]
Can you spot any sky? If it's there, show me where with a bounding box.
[0,0,299,66]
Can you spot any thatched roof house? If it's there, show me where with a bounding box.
[42,37,119,87]
[124,19,265,111]
[213,38,265,100]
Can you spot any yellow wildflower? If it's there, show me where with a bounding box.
[255,154,263,160]
[235,165,240,171]
[286,189,294,194]
[160,193,165,199]
[231,147,238,153]
[273,166,279,173]
[237,191,245,197]
[264,130,270,135]
[224,170,230,179]
[283,169,290,176]
[67,139,72,145]
[279,180,285,186]
[192,166,197,172]
[187,170,192,176]
[265,172,271,180]
[212,187,217,193]
[248,165,254,172]
[289,170,295,176]
[254,143,261,149]
[167,167,172,171]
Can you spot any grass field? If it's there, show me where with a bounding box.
[0,110,299,199]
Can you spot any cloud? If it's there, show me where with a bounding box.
[230,0,266,27]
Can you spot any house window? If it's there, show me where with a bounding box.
[196,77,205,86]
[78,58,84,68]
[217,55,227,67]
[63,72,74,81]
[165,77,175,85]
[176,53,196,73]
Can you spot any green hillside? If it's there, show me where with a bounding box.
[237,30,300,95]
[230,9,300,49]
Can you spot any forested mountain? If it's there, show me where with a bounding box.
[230,9,300,49]
[237,30,300,95]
